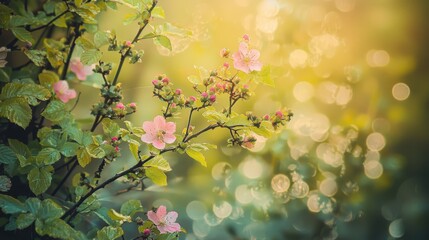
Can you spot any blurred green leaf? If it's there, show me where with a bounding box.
[152,6,165,19]
[11,27,34,44]
[120,199,143,217]
[154,35,172,51]
[24,49,47,67]
[145,167,167,186]
[185,148,207,167]
[107,208,131,222]
[42,100,68,122]
[96,226,124,240]
[38,70,59,88]
[81,49,102,65]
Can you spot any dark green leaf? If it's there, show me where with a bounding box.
[0,194,27,214]
[42,100,68,122]
[60,142,79,157]
[96,226,124,240]
[11,27,34,44]
[80,49,102,65]
[0,144,17,164]
[28,166,52,195]
[120,199,143,217]
[37,148,61,165]
[24,49,47,67]
[0,98,32,128]
[16,213,35,229]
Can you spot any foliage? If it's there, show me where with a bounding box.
[0,0,290,239]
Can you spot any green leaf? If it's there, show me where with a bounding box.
[37,148,61,165]
[25,198,41,214]
[94,31,110,48]
[0,68,10,82]
[123,12,139,25]
[86,144,105,158]
[225,114,252,127]
[38,199,64,221]
[16,213,36,229]
[96,226,124,240]
[76,147,91,167]
[202,110,227,123]
[38,128,63,148]
[38,70,59,88]
[107,209,131,222]
[101,119,120,138]
[36,218,83,240]
[8,139,31,157]
[42,100,68,122]
[28,166,52,195]
[151,6,165,19]
[0,194,27,214]
[60,142,79,157]
[0,82,51,102]
[0,98,32,128]
[145,167,167,186]
[11,27,34,44]
[0,144,17,164]
[153,35,172,51]
[120,199,143,217]
[129,142,139,161]
[24,49,47,67]
[143,155,172,171]
[251,66,274,86]
[185,148,207,167]
[81,49,102,65]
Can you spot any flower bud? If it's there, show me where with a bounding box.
[275,110,283,118]
[175,89,182,95]
[116,102,125,110]
[223,62,230,69]
[220,48,230,58]
[242,34,250,41]
[111,137,118,142]
[124,40,132,47]
[129,102,137,109]
[209,95,216,103]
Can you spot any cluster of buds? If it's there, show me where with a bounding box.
[264,109,293,130]
[135,217,152,239]
[94,61,113,76]
[113,102,137,118]
[240,135,257,149]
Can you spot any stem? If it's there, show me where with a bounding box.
[61,31,79,80]
[52,160,78,196]
[183,108,195,140]
[184,124,219,143]
[111,0,158,86]
[62,147,174,222]
[29,10,69,32]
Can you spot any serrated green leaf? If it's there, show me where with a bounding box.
[16,213,36,229]
[94,31,110,48]
[101,119,120,138]
[11,27,34,44]
[0,194,27,214]
[120,199,143,217]
[202,110,227,123]
[96,226,124,240]
[0,144,17,164]
[28,166,52,195]
[41,100,68,122]
[24,49,47,67]
[37,147,61,165]
[76,147,91,167]
[38,70,59,88]
[225,114,252,127]
[38,199,64,221]
[60,142,79,157]
[80,49,102,65]
[0,98,32,128]
[8,139,31,157]
[145,167,167,186]
[86,144,105,158]
[143,155,172,171]
[153,35,172,51]
[0,82,51,101]
[36,218,82,240]
[25,198,41,215]
[185,148,207,167]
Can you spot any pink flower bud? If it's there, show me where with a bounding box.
[162,77,169,84]
[175,89,182,95]
[115,146,120,152]
[243,84,249,89]
[209,95,216,102]
[275,111,283,118]
[152,79,159,85]
[189,96,196,102]
[116,102,125,110]
[129,102,137,108]
[111,137,118,142]
[171,103,177,108]
[201,92,208,98]
[143,229,151,237]
[243,34,250,41]
[209,87,216,93]
[223,62,230,68]
[263,114,270,120]
[125,40,132,47]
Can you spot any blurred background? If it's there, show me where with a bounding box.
[71,0,429,239]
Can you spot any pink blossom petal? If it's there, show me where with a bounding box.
[249,61,262,72]
[238,42,249,55]
[53,81,67,93]
[142,121,156,133]
[147,210,160,225]
[154,115,166,130]
[163,134,176,144]
[165,211,178,223]
[152,139,166,150]
[165,222,181,233]
[141,134,155,144]
[156,206,167,219]
[165,122,176,134]
[157,225,168,234]
[233,59,250,74]
[66,89,77,100]
[248,49,260,60]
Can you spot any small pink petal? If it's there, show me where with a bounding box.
[165,222,181,233]
[141,134,155,144]
[238,42,249,55]
[147,210,160,225]
[163,134,176,144]
[142,121,156,133]
[154,115,166,130]
[165,122,176,134]
[249,61,262,72]
[248,49,260,60]
[152,140,166,150]
[165,211,178,223]
[157,225,168,234]
[156,206,167,219]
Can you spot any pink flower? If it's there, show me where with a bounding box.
[141,116,176,150]
[70,58,94,81]
[209,95,216,103]
[275,110,283,118]
[116,102,125,110]
[232,42,262,73]
[111,137,118,142]
[147,205,181,234]
[129,102,137,108]
[53,81,77,103]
